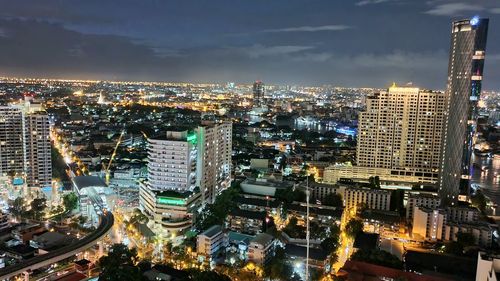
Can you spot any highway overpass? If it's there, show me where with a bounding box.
[0,211,114,280]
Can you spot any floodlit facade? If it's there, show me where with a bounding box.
[0,99,51,189]
[357,86,445,183]
[440,17,489,204]
[197,121,232,203]
[140,122,232,235]
[344,187,391,211]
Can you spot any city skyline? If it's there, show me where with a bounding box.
[0,1,500,89]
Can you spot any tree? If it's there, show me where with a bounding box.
[264,247,294,281]
[63,192,79,212]
[98,244,144,281]
[30,198,47,220]
[10,197,26,219]
[471,190,487,213]
[345,219,363,239]
[323,193,343,207]
[350,249,403,269]
[187,270,231,281]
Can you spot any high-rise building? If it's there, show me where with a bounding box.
[439,17,489,204]
[356,86,445,182]
[196,121,232,203]
[253,81,265,107]
[140,121,232,236]
[0,98,51,189]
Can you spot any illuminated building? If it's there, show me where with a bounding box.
[0,97,51,189]
[357,86,444,181]
[439,17,489,205]
[325,86,445,187]
[140,122,232,235]
[344,187,391,211]
[253,81,265,107]
[140,130,200,236]
[196,121,232,204]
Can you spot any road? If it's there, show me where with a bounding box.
[0,211,114,279]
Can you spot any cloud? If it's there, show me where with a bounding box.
[356,0,391,6]
[262,25,351,33]
[424,3,484,16]
[236,44,314,58]
[491,8,500,14]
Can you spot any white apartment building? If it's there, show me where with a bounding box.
[446,206,480,223]
[406,192,441,220]
[248,233,275,265]
[324,86,445,187]
[196,121,232,204]
[476,252,500,281]
[0,99,51,189]
[412,206,446,241]
[343,187,391,211]
[147,130,198,192]
[140,122,232,236]
[197,225,226,259]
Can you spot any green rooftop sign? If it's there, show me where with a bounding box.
[157,196,186,206]
[187,132,197,144]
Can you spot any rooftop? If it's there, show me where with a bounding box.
[73,176,107,189]
[200,225,223,238]
[250,233,274,246]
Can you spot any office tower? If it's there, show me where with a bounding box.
[356,86,445,181]
[0,99,52,189]
[439,17,489,204]
[196,121,232,203]
[140,121,232,236]
[253,81,265,107]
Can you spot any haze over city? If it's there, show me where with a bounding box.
[0,0,500,88]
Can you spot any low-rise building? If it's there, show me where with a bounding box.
[406,192,441,221]
[227,209,266,235]
[476,252,500,281]
[197,225,226,259]
[248,233,275,265]
[444,222,495,247]
[412,206,446,241]
[344,187,391,211]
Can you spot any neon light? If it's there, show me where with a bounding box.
[157,197,186,206]
[187,133,197,144]
[470,16,480,26]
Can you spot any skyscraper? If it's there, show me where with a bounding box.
[356,86,444,181]
[0,98,52,189]
[253,81,265,107]
[140,121,232,236]
[196,121,232,204]
[439,17,489,205]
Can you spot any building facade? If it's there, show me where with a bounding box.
[196,225,226,259]
[140,122,232,236]
[247,233,275,265]
[196,121,232,204]
[344,187,391,211]
[0,99,51,189]
[357,86,445,183]
[252,81,265,107]
[440,17,489,204]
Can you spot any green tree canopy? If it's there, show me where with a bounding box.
[98,243,144,281]
[63,192,79,211]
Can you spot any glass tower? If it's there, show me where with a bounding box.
[439,17,488,205]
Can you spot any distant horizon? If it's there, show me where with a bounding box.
[0,75,459,92]
[0,1,499,90]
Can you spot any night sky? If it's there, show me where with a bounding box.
[0,0,499,89]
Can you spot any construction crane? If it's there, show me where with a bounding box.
[104,130,125,185]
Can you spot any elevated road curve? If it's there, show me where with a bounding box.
[0,212,114,280]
